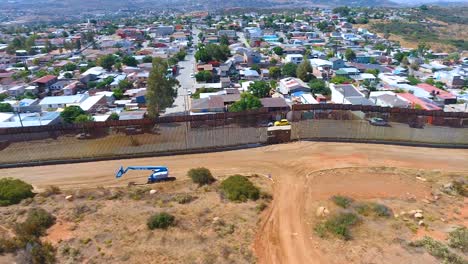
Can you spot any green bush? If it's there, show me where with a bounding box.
[331,195,353,208]
[410,236,466,264]
[220,175,260,202]
[355,202,392,217]
[30,240,56,264]
[448,227,468,253]
[16,208,56,238]
[147,212,175,230]
[315,212,359,240]
[187,168,215,186]
[0,178,34,206]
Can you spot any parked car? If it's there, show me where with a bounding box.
[190,73,195,78]
[368,117,389,126]
[274,119,290,126]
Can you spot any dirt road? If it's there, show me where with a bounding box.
[1,142,468,263]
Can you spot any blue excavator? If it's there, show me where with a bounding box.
[115,166,176,184]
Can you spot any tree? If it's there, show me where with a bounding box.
[60,106,86,124]
[220,35,229,46]
[109,113,119,120]
[62,63,77,71]
[122,56,138,67]
[195,70,213,82]
[0,93,8,102]
[118,79,134,91]
[146,58,179,118]
[98,54,116,71]
[330,76,351,84]
[194,46,211,63]
[112,88,124,99]
[269,66,281,79]
[64,72,73,79]
[309,79,330,95]
[296,59,313,82]
[143,56,153,63]
[248,81,271,98]
[408,75,421,85]
[175,50,187,61]
[228,93,262,112]
[74,114,94,123]
[272,46,284,56]
[282,62,297,77]
[344,48,356,62]
[0,103,13,112]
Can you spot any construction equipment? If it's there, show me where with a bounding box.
[115,166,175,184]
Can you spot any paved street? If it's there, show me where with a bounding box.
[163,28,199,116]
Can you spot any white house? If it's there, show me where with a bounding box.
[284,54,304,65]
[330,83,374,105]
[39,94,89,110]
[278,77,310,95]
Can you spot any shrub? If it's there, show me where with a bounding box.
[331,195,353,208]
[16,208,56,238]
[40,186,61,197]
[453,181,468,197]
[448,227,468,253]
[0,178,34,206]
[30,240,56,264]
[315,212,359,240]
[355,202,392,217]
[0,238,18,254]
[256,202,268,212]
[187,168,215,186]
[410,236,465,264]
[220,175,260,202]
[147,212,175,230]
[174,194,195,204]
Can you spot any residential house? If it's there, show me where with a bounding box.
[191,96,225,114]
[284,54,303,65]
[416,83,457,105]
[330,58,345,70]
[39,94,89,110]
[397,93,442,110]
[369,91,410,108]
[330,83,374,105]
[278,77,310,95]
[33,75,58,92]
[260,97,290,112]
[50,80,72,91]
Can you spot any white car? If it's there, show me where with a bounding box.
[190,73,195,78]
[187,91,193,96]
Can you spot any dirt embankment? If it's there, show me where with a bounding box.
[1,142,467,263]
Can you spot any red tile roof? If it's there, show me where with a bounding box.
[416,83,455,100]
[398,93,441,111]
[34,75,56,84]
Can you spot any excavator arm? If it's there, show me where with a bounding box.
[115,166,168,178]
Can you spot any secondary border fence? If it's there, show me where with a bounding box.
[0,105,467,167]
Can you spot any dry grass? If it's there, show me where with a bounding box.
[0,173,272,264]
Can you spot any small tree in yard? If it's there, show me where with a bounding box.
[147,212,175,230]
[60,105,86,124]
[248,81,271,98]
[187,167,215,186]
[0,178,34,206]
[220,175,260,202]
[228,93,262,112]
